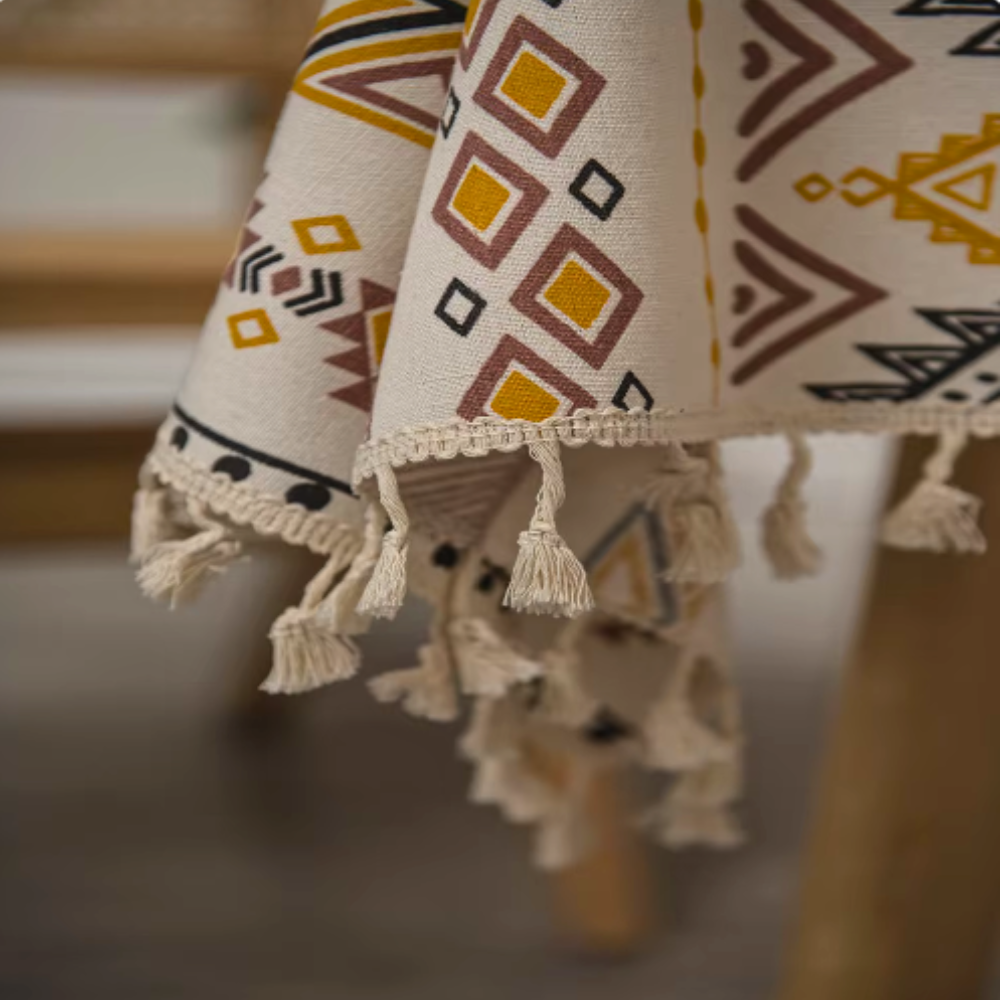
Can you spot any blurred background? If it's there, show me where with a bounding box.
[0,2,955,997]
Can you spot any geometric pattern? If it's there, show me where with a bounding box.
[458,0,501,71]
[612,371,655,412]
[797,114,1000,266]
[728,205,889,385]
[292,0,467,148]
[227,308,281,350]
[170,404,354,501]
[569,159,626,221]
[510,224,644,370]
[432,131,550,270]
[457,334,597,421]
[440,87,462,138]
[896,0,1000,57]
[292,215,362,255]
[473,15,606,159]
[223,191,265,289]
[435,277,487,336]
[323,280,397,413]
[584,504,679,630]
[806,303,1000,404]
[736,0,913,182]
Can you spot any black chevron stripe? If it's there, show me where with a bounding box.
[240,245,284,294]
[285,270,345,317]
[304,1,468,61]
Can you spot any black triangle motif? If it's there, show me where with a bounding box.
[897,0,1000,14]
[953,21,1000,53]
[806,304,1000,403]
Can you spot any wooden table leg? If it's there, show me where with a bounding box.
[550,770,658,957]
[778,435,1000,1000]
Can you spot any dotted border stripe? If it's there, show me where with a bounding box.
[689,0,722,406]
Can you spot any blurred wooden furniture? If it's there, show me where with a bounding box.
[778,435,1000,1000]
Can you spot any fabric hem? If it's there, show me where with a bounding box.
[146,432,361,557]
[352,404,1000,484]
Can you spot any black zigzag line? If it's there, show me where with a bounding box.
[285,270,345,317]
[304,1,468,60]
[897,0,999,14]
[952,19,1000,53]
[806,307,1000,402]
[240,245,284,294]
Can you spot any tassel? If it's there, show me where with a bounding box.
[130,468,181,564]
[504,439,594,618]
[314,502,383,637]
[643,637,737,773]
[651,443,741,584]
[261,532,363,696]
[368,631,459,722]
[882,430,986,555]
[535,797,594,871]
[762,432,822,579]
[644,759,746,850]
[449,618,543,699]
[644,697,737,772]
[470,756,553,824]
[136,503,242,607]
[357,464,410,619]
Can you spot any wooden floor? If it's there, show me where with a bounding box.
[3,435,1000,998]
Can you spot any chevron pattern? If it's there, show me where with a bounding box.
[807,304,1000,403]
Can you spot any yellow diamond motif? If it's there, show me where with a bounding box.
[501,50,567,120]
[228,308,281,350]
[544,260,611,330]
[491,370,560,422]
[292,215,362,255]
[453,164,511,232]
[794,173,834,203]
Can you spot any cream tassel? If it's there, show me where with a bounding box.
[130,467,181,563]
[651,443,741,584]
[316,502,383,636]
[449,618,544,699]
[368,625,459,722]
[643,646,737,773]
[504,439,594,618]
[136,502,242,607]
[262,533,363,696]
[646,760,746,850]
[762,432,822,579]
[882,430,985,554]
[357,464,410,619]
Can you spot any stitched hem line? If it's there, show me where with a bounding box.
[353,404,1000,484]
[147,431,362,556]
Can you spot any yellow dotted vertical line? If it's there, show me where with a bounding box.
[689,0,722,406]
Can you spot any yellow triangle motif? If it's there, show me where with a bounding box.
[933,163,996,213]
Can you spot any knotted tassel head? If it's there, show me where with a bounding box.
[882,430,986,555]
[136,503,242,607]
[651,443,742,584]
[761,432,822,579]
[357,465,410,620]
[504,439,594,618]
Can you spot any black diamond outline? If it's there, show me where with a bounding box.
[434,277,487,337]
[440,87,461,138]
[612,371,654,412]
[569,158,625,221]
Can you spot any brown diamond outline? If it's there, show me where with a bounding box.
[458,334,597,421]
[473,15,606,159]
[510,224,644,371]
[432,130,550,271]
[458,0,501,70]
